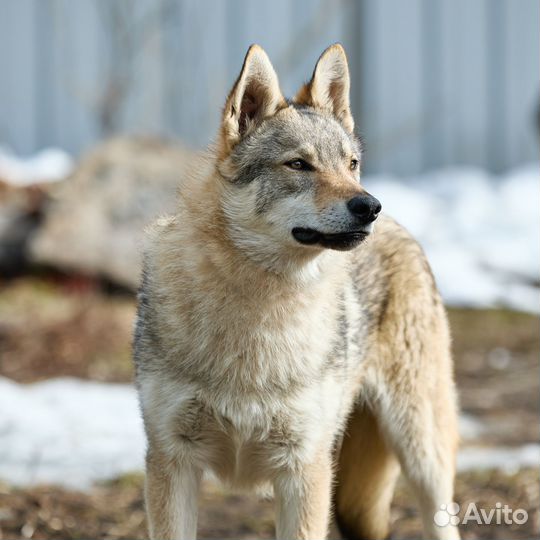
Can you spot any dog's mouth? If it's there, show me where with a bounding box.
[291,227,370,251]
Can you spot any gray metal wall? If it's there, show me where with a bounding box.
[0,0,538,175]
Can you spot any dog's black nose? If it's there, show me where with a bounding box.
[347,194,382,224]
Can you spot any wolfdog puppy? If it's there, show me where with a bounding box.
[133,44,459,540]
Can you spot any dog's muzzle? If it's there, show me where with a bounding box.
[292,193,381,251]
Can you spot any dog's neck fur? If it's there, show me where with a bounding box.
[147,164,350,397]
[177,161,345,290]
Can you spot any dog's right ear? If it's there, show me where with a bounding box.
[220,45,286,154]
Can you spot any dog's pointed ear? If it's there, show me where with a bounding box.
[294,44,354,133]
[220,45,286,153]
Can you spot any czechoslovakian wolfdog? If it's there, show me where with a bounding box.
[133,44,459,540]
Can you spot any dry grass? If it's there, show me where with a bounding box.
[0,277,134,383]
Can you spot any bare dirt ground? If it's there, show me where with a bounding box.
[0,276,538,539]
[0,276,134,383]
[1,470,538,539]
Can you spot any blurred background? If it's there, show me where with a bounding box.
[2,0,539,173]
[0,1,538,539]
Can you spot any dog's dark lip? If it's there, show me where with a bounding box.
[292,227,370,250]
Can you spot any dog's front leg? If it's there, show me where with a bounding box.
[145,448,202,540]
[274,451,333,540]
[376,379,460,540]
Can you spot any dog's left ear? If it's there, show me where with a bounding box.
[220,45,286,154]
[295,44,354,133]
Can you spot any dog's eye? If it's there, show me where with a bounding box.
[350,159,359,171]
[286,159,313,171]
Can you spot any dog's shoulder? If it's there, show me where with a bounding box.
[350,214,444,331]
[143,214,182,263]
[355,213,435,284]
[367,214,430,267]
[134,214,186,363]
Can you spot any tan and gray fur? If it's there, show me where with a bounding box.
[133,44,459,540]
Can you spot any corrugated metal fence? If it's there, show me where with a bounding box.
[0,0,538,175]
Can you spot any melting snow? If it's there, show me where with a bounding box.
[0,146,73,186]
[0,377,145,489]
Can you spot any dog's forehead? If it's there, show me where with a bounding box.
[262,107,357,161]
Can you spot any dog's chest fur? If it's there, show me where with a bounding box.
[135,221,365,486]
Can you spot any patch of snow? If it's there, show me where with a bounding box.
[457,444,540,473]
[0,377,537,489]
[459,414,488,442]
[0,146,73,186]
[365,163,540,313]
[0,377,145,489]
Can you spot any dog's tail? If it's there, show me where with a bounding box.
[334,403,400,540]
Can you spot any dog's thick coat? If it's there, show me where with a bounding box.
[134,44,459,540]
